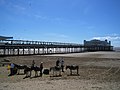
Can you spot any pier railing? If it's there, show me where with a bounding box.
[0,40,84,56]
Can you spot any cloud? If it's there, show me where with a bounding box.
[34,14,63,22]
[45,33,68,38]
[91,34,120,47]
[13,5,26,10]
[92,34,120,41]
[2,1,26,13]
[34,15,47,20]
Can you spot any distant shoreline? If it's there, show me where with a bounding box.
[113,47,120,52]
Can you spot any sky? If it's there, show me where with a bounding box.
[0,0,120,47]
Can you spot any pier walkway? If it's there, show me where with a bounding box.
[0,40,85,56]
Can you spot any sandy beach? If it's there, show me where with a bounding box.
[0,51,120,90]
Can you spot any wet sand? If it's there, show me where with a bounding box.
[0,51,120,90]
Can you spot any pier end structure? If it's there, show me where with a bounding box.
[84,39,113,51]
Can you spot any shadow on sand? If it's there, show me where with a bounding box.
[67,74,79,76]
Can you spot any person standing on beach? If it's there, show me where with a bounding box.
[32,60,35,67]
[40,62,43,77]
[56,58,60,66]
[8,63,15,76]
[60,57,64,72]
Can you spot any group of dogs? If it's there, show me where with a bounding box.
[8,63,79,79]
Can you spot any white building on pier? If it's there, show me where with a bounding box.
[84,39,113,51]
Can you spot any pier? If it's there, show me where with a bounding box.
[0,37,113,56]
[0,40,85,56]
